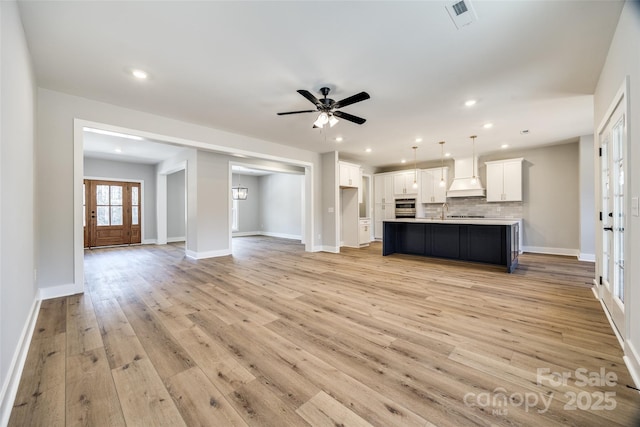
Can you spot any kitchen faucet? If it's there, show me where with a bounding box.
[441,202,449,220]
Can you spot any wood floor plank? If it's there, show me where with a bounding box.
[296,391,376,427]
[165,366,248,427]
[174,323,255,396]
[32,298,66,339]
[66,293,103,356]
[8,334,66,427]
[66,347,126,426]
[91,297,146,369]
[9,237,640,426]
[110,357,186,427]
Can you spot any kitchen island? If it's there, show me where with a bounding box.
[383,218,520,273]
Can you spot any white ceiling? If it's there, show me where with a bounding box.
[83,131,189,164]
[18,1,624,168]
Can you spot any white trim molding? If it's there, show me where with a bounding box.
[0,297,41,426]
[185,249,232,260]
[38,282,83,300]
[578,253,596,262]
[260,231,302,241]
[166,236,186,243]
[521,246,580,258]
[624,340,640,390]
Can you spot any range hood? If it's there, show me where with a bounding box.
[447,157,485,198]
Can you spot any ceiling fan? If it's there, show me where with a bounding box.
[277,87,370,128]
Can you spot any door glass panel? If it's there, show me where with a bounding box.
[132,207,139,225]
[111,206,123,225]
[612,118,625,303]
[96,185,109,205]
[132,186,139,205]
[97,206,110,226]
[111,185,123,205]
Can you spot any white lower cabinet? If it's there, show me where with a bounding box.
[359,219,371,246]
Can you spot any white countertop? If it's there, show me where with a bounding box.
[385,218,521,226]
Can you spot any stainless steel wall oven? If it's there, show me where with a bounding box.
[395,198,416,218]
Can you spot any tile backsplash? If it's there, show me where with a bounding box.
[418,197,523,219]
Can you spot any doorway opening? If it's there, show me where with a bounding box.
[596,78,628,342]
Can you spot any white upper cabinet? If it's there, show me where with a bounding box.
[420,167,449,204]
[393,171,418,196]
[374,174,394,204]
[485,158,523,202]
[339,161,361,188]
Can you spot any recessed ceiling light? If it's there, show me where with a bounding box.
[335,136,343,142]
[501,144,509,149]
[131,69,148,79]
[83,127,143,140]
[445,152,451,157]
[465,99,477,107]
[483,123,493,129]
[415,137,423,143]
[401,159,407,164]
[114,147,122,153]
[365,148,372,153]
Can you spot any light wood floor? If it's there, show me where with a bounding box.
[9,237,640,426]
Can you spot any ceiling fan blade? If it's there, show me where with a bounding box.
[333,91,370,109]
[277,110,317,116]
[333,110,366,125]
[297,90,321,107]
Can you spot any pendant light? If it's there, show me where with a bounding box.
[412,146,418,189]
[438,141,446,187]
[232,174,248,200]
[470,135,478,185]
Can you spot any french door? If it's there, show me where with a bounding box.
[598,97,626,337]
[84,179,141,248]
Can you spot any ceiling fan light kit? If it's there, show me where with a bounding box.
[278,86,370,129]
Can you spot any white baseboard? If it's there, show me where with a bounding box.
[578,253,596,262]
[167,236,186,243]
[232,231,261,237]
[522,246,579,257]
[0,296,41,426]
[38,282,83,300]
[321,245,340,254]
[185,248,232,260]
[260,231,302,241]
[624,340,640,391]
[142,239,157,245]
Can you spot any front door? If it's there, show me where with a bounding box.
[598,96,626,337]
[84,179,141,248]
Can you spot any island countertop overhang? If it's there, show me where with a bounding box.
[384,218,521,226]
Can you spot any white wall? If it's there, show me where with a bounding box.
[259,173,303,239]
[83,157,157,241]
[594,0,640,386]
[35,88,322,291]
[167,169,185,241]
[481,142,581,254]
[0,1,39,422]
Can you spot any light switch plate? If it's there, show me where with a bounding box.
[632,197,639,217]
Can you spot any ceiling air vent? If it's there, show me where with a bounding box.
[446,0,478,30]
